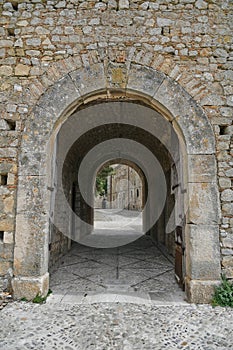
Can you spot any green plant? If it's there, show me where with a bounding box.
[95,165,115,196]
[32,289,52,304]
[212,275,233,308]
[20,297,28,302]
[32,294,46,304]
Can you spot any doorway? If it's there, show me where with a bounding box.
[93,162,145,247]
[13,64,221,303]
[48,101,185,300]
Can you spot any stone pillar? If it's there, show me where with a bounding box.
[12,175,49,300]
[11,77,81,299]
[11,120,50,301]
[185,155,221,303]
[185,224,221,303]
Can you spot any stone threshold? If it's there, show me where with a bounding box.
[48,290,187,306]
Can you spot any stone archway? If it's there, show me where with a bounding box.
[12,63,221,303]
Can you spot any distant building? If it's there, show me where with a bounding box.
[107,164,143,211]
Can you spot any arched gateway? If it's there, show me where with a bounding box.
[12,63,221,303]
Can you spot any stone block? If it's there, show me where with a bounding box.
[221,189,233,202]
[3,232,14,244]
[195,0,208,9]
[222,202,233,216]
[15,64,30,76]
[0,65,13,76]
[221,248,233,256]
[14,211,49,277]
[18,149,47,176]
[188,155,217,183]
[18,107,59,177]
[0,260,12,276]
[7,173,15,185]
[220,107,233,117]
[0,149,17,165]
[3,195,14,213]
[0,218,14,232]
[15,175,49,216]
[55,1,66,8]
[154,77,215,154]
[157,17,174,27]
[0,148,17,158]
[0,132,19,148]
[230,218,233,227]
[225,168,233,177]
[0,243,13,260]
[217,140,230,151]
[119,0,129,9]
[222,267,233,279]
[24,106,54,138]
[108,0,117,9]
[17,20,28,27]
[12,273,49,300]
[107,62,127,90]
[186,279,220,304]
[226,95,233,106]
[219,177,231,188]
[37,74,80,117]
[0,40,13,47]
[127,64,165,98]
[25,38,41,47]
[0,276,10,291]
[224,125,233,134]
[69,63,106,97]
[0,119,10,130]
[201,94,225,106]
[222,256,233,267]
[185,224,221,280]
[188,183,220,225]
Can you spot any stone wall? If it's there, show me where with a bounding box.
[107,164,143,210]
[0,0,232,291]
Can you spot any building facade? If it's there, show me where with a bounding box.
[107,164,143,210]
[0,0,232,303]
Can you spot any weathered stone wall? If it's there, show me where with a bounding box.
[0,0,232,291]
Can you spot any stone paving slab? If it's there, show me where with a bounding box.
[50,234,184,303]
[0,300,232,350]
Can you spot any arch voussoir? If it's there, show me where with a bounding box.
[152,76,215,155]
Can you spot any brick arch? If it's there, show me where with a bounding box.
[13,62,221,303]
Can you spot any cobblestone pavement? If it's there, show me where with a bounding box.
[1,211,232,349]
[1,301,233,349]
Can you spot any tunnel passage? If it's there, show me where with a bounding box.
[49,101,185,291]
[91,160,146,248]
[11,60,221,303]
